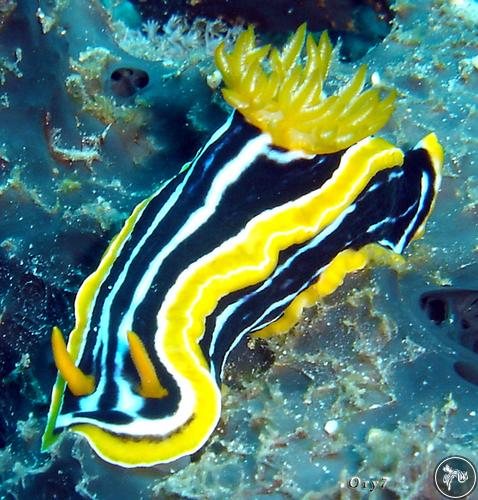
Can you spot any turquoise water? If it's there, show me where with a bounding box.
[0,1,477,498]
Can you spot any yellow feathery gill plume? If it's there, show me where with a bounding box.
[215,24,397,154]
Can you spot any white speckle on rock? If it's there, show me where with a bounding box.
[324,419,339,435]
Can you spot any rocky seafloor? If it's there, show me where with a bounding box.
[0,0,477,498]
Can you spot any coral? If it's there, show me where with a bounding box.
[35,0,69,34]
[0,47,22,85]
[114,14,244,74]
[44,112,110,169]
[131,0,394,61]
[0,0,228,286]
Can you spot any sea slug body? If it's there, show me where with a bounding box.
[42,24,444,467]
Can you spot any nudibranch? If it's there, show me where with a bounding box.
[42,24,444,467]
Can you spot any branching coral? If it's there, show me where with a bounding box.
[0,48,22,86]
[44,112,110,169]
[114,14,244,70]
[215,24,397,154]
[35,0,69,34]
